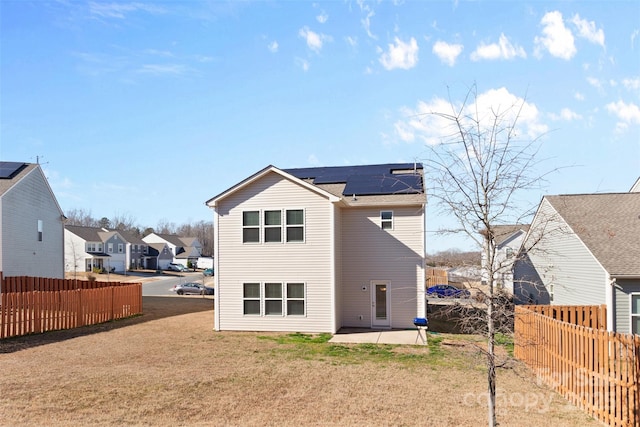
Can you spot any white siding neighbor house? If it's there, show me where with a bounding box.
[514,191,640,335]
[64,225,127,274]
[142,233,202,268]
[0,162,65,279]
[481,224,529,294]
[206,163,426,333]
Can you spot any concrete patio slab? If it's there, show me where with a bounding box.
[329,328,427,345]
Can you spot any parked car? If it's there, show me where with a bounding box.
[171,282,204,295]
[167,263,187,272]
[203,268,214,276]
[202,286,214,295]
[426,284,471,299]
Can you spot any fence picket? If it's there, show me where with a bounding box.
[0,275,142,340]
[515,305,639,427]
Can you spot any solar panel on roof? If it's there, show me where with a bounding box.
[343,173,422,196]
[0,162,27,179]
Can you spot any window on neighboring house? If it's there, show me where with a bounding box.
[243,283,261,315]
[264,210,282,243]
[286,209,304,242]
[506,247,514,258]
[87,243,95,252]
[98,243,103,252]
[264,283,283,315]
[243,211,260,243]
[108,243,113,253]
[286,283,305,315]
[118,243,124,253]
[37,220,43,242]
[631,294,640,335]
[381,211,393,230]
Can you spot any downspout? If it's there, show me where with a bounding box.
[606,277,615,332]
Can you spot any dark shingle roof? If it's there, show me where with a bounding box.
[492,224,530,246]
[546,193,640,276]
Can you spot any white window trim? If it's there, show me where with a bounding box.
[264,210,283,244]
[285,208,305,243]
[242,281,306,317]
[242,210,261,244]
[630,293,640,335]
[242,282,261,316]
[285,282,306,316]
[380,210,394,230]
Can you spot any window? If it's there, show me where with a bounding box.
[243,283,261,315]
[631,294,640,335]
[243,211,260,243]
[108,243,113,253]
[381,211,393,230]
[286,209,304,242]
[286,283,305,315]
[264,283,283,315]
[97,243,103,252]
[37,220,43,242]
[87,243,95,252]
[264,210,282,243]
[118,243,124,253]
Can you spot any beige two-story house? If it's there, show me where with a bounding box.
[206,163,426,333]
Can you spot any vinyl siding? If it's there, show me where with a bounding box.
[341,205,424,329]
[1,168,64,278]
[216,172,336,332]
[614,279,640,334]
[520,199,607,306]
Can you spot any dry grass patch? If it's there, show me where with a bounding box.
[0,297,598,426]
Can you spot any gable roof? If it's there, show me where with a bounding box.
[491,224,530,246]
[0,162,65,217]
[545,193,640,277]
[206,163,425,208]
[65,225,124,244]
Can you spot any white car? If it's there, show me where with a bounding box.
[167,263,187,272]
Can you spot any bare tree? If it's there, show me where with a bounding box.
[423,84,552,426]
[65,208,98,227]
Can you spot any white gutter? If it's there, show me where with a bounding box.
[606,277,615,332]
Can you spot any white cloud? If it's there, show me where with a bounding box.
[136,64,188,75]
[346,36,358,48]
[299,27,331,53]
[586,77,603,90]
[622,77,640,91]
[295,57,310,71]
[534,11,576,60]
[432,40,462,67]
[379,37,419,70]
[550,108,582,121]
[470,33,526,61]
[88,2,164,19]
[357,0,376,39]
[606,100,640,131]
[268,41,279,53]
[394,87,548,145]
[316,11,328,24]
[570,14,605,47]
[574,92,585,101]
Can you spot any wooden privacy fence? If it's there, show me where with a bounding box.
[0,275,142,339]
[426,268,448,287]
[515,305,640,427]
[524,304,607,330]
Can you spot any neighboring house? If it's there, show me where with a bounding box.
[111,229,148,270]
[481,224,529,294]
[205,163,426,333]
[146,242,174,270]
[142,233,202,268]
[0,161,65,279]
[514,191,640,334]
[64,225,127,273]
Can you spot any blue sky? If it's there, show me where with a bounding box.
[1,1,639,252]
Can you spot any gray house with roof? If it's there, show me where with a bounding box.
[206,163,426,333]
[514,191,640,335]
[481,224,530,294]
[64,225,127,273]
[142,233,202,268]
[0,162,65,278]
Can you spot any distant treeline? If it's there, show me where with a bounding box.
[426,249,481,267]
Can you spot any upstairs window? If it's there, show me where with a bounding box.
[264,210,282,243]
[37,220,43,242]
[108,243,113,253]
[381,211,393,230]
[118,243,124,253]
[243,211,260,243]
[286,209,304,242]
